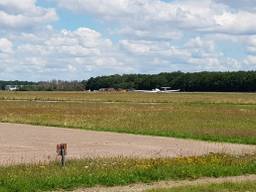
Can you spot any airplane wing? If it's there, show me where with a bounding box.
[161,89,180,93]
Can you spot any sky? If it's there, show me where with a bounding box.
[0,0,256,81]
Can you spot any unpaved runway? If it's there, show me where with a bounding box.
[0,123,255,165]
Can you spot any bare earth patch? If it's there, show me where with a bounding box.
[0,123,255,165]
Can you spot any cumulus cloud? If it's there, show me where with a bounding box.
[0,0,255,80]
[54,0,255,73]
[243,35,256,68]
[1,27,135,80]
[245,55,256,65]
[119,40,191,59]
[245,36,256,53]
[116,27,183,41]
[0,0,57,30]
[57,0,256,35]
[215,0,256,12]
[0,38,13,54]
[119,35,241,72]
[0,38,14,76]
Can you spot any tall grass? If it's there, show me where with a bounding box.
[1,154,256,192]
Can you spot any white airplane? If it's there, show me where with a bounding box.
[161,89,181,93]
[133,87,180,93]
[161,87,181,93]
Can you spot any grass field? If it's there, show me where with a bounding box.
[150,181,256,192]
[0,92,256,144]
[1,92,256,191]
[0,154,256,192]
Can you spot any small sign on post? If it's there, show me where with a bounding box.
[56,143,67,167]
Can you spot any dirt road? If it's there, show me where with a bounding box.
[71,175,256,192]
[0,123,255,165]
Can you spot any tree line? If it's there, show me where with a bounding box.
[22,80,85,91]
[0,80,84,91]
[0,81,35,90]
[1,71,256,92]
[85,71,256,92]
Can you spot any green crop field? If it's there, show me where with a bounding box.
[0,91,256,144]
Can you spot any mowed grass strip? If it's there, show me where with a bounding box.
[0,154,256,192]
[149,181,256,192]
[0,96,256,144]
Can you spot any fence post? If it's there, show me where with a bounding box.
[57,143,67,167]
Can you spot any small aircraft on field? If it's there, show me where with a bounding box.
[133,87,180,93]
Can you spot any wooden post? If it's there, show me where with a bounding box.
[61,146,65,166]
[57,143,67,167]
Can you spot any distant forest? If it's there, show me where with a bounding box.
[1,71,256,92]
[0,80,84,91]
[0,81,35,90]
[86,71,256,92]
